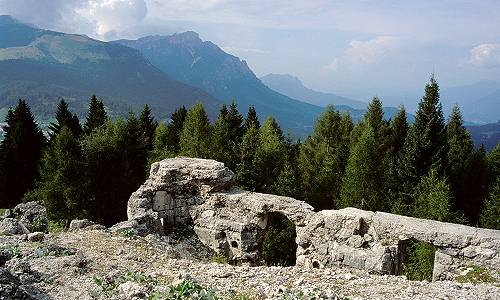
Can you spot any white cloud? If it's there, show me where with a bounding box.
[326,36,397,71]
[469,43,500,68]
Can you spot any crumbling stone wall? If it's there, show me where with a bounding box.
[125,157,500,281]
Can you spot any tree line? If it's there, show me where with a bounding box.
[0,76,498,230]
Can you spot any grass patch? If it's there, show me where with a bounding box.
[93,271,159,297]
[149,280,219,300]
[455,265,498,284]
[121,228,137,238]
[211,253,229,264]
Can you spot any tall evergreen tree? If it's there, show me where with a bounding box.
[397,76,447,212]
[211,104,243,169]
[385,107,409,213]
[252,117,287,193]
[179,103,212,158]
[340,124,385,211]
[244,106,260,130]
[139,104,157,152]
[403,75,447,179]
[447,106,489,223]
[298,105,351,210]
[234,123,260,190]
[48,99,82,140]
[83,95,108,135]
[0,100,46,208]
[82,116,147,226]
[32,127,86,223]
[164,106,187,154]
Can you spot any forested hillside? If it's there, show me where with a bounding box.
[0,77,498,231]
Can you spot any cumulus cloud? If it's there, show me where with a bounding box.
[326,36,397,71]
[469,43,500,68]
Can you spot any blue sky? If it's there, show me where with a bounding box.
[1,0,500,108]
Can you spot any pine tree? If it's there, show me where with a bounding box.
[234,124,260,190]
[298,105,352,209]
[82,116,147,226]
[447,106,489,223]
[340,124,385,211]
[0,100,46,208]
[48,99,82,140]
[165,106,187,154]
[397,75,447,212]
[83,95,108,135]
[148,122,175,165]
[139,104,157,152]
[386,107,409,213]
[403,75,447,179]
[244,106,260,130]
[252,117,287,193]
[33,127,86,222]
[179,103,212,158]
[413,168,453,222]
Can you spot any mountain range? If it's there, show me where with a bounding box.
[260,73,366,109]
[0,15,498,140]
[0,15,220,121]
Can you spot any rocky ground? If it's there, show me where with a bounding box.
[1,226,499,300]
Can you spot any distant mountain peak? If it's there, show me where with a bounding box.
[0,15,18,23]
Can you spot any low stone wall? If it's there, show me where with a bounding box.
[124,157,500,281]
[296,208,500,281]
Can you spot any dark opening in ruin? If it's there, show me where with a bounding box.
[231,240,238,248]
[398,239,436,281]
[312,260,320,269]
[261,212,297,267]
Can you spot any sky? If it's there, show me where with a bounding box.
[1,0,500,108]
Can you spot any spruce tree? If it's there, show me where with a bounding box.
[83,95,108,135]
[298,105,352,209]
[252,117,287,193]
[234,123,260,190]
[403,75,447,179]
[179,103,212,158]
[244,106,260,130]
[397,75,447,212]
[340,124,385,211]
[447,106,489,223]
[0,100,46,208]
[139,104,157,152]
[165,106,187,154]
[34,127,86,222]
[148,122,175,165]
[48,99,82,140]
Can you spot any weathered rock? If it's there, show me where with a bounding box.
[110,214,163,237]
[118,281,147,298]
[127,157,233,232]
[296,208,500,281]
[12,202,48,233]
[0,267,36,299]
[0,218,29,235]
[5,258,31,274]
[27,232,44,242]
[123,157,500,281]
[1,208,13,219]
[69,219,95,231]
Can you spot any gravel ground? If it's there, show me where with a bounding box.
[0,228,498,299]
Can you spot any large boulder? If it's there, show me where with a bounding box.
[12,202,48,233]
[0,218,29,235]
[126,157,233,234]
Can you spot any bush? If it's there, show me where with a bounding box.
[261,213,296,266]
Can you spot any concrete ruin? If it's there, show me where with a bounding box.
[124,157,500,281]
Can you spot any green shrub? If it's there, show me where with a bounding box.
[121,228,137,238]
[150,280,220,300]
[402,240,435,281]
[261,213,296,266]
[48,220,66,233]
